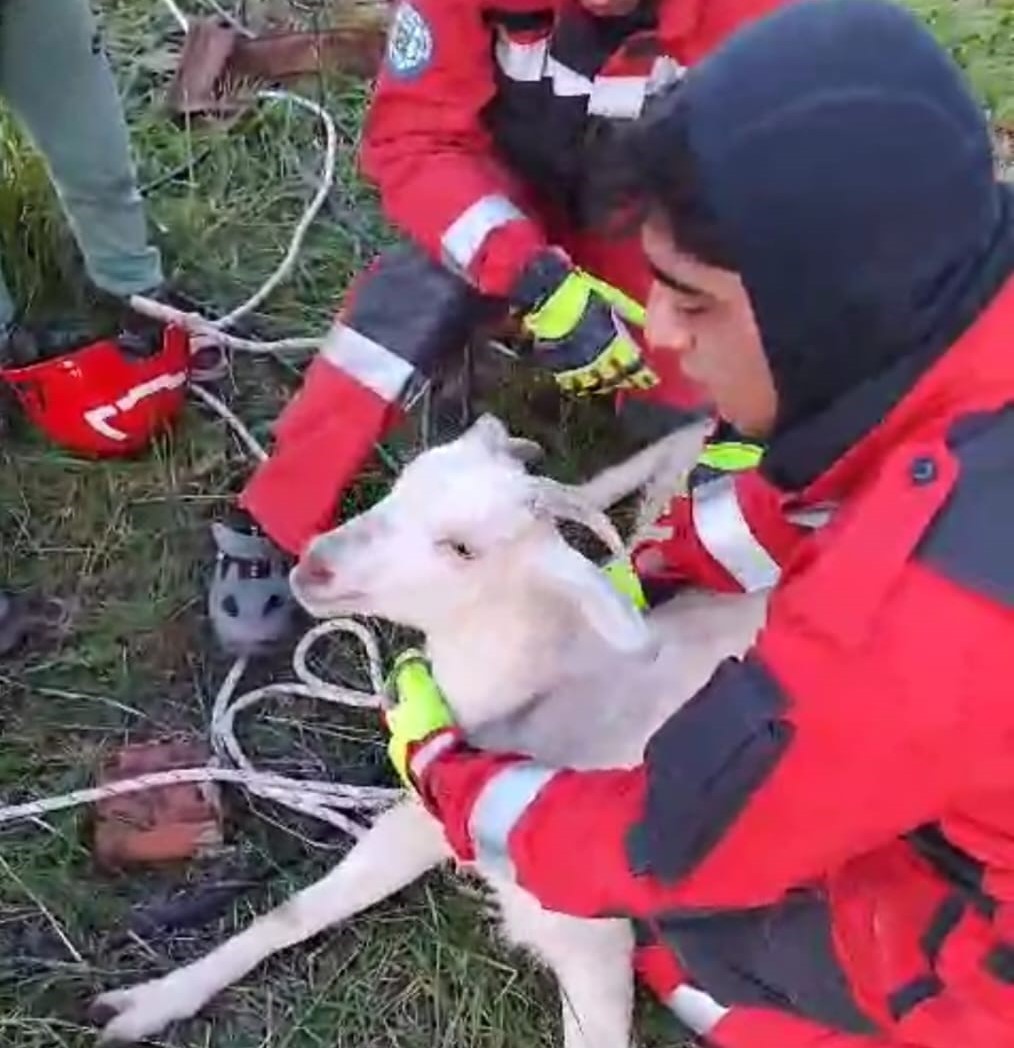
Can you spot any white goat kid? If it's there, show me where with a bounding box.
[93,414,770,1047]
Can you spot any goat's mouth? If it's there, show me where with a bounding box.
[289,571,368,618]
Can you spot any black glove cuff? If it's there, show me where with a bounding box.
[509,249,573,314]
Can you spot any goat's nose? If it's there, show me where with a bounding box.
[296,553,335,586]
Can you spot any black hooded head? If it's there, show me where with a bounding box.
[603,0,1014,489]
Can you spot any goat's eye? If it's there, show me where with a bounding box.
[439,538,477,561]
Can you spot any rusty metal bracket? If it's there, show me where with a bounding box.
[168,7,392,118]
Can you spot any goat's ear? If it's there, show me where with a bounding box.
[467,413,543,465]
[534,538,652,653]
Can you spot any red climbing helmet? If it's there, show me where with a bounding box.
[0,325,190,457]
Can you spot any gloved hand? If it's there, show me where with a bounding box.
[510,249,658,396]
[601,554,648,611]
[385,648,457,788]
[630,440,772,596]
[385,571,641,787]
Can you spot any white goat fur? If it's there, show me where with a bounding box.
[93,414,770,1046]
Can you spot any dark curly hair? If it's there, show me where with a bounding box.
[589,86,736,270]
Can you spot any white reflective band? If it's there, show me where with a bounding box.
[468,761,556,880]
[494,34,589,95]
[587,57,686,121]
[691,474,781,592]
[494,32,675,119]
[441,195,526,272]
[545,55,593,96]
[409,730,458,781]
[319,322,414,403]
[786,504,837,530]
[667,985,729,1035]
[588,75,648,119]
[494,33,548,82]
[83,370,188,442]
[646,55,686,96]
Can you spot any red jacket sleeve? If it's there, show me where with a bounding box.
[416,556,996,920]
[633,466,813,595]
[360,0,548,297]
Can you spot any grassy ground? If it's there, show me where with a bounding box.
[0,1,1011,1046]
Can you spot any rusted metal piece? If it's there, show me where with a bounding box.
[168,18,246,117]
[167,6,392,118]
[231,23,388,80]
[93,740,224,869]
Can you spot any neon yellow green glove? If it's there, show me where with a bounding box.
[697,440,764,472]
[385,649,457,788]
[511,250,657,397]
[582,274,647,328]
[601,554,648,611]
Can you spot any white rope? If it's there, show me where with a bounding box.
[188,383,268,462]
[160,0,190,30]
[216,90,337,329]
[0,621,402,838]
[129,88,337,357]
[0,0,675,843]
[0,1,407,840]
[127,296,322,355]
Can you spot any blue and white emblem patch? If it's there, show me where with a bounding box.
[386,2,434,80]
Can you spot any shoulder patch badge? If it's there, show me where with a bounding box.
[386,2,434,80]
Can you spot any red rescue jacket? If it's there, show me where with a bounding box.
[412,277,1014,1046]
[238,0,796,556]
[361,0,787,302]
[356,0,798,570]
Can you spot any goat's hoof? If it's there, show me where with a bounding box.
[91,979,199,1043]
[86,997,121,1028]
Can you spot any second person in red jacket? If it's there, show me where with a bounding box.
[207,0,793,656]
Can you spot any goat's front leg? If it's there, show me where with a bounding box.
[93,799,449,1043]
[495,882,635,1048]
[577,418,711,511]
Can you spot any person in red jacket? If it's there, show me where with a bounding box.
[381,0,1014,1044]
[207,0,792,656]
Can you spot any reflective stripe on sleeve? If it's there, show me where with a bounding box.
[408,730,459,781]
[320,322,416,403]
[441,194,527,273]
[467,761,557,880]
[494,33,548,81]
[667,985,729,1035]
[691,474,781,591]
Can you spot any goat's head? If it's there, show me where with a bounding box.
[290,414,651,653]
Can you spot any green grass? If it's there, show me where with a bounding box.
[0,0,1010,1045]
[907,0,1014,125]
